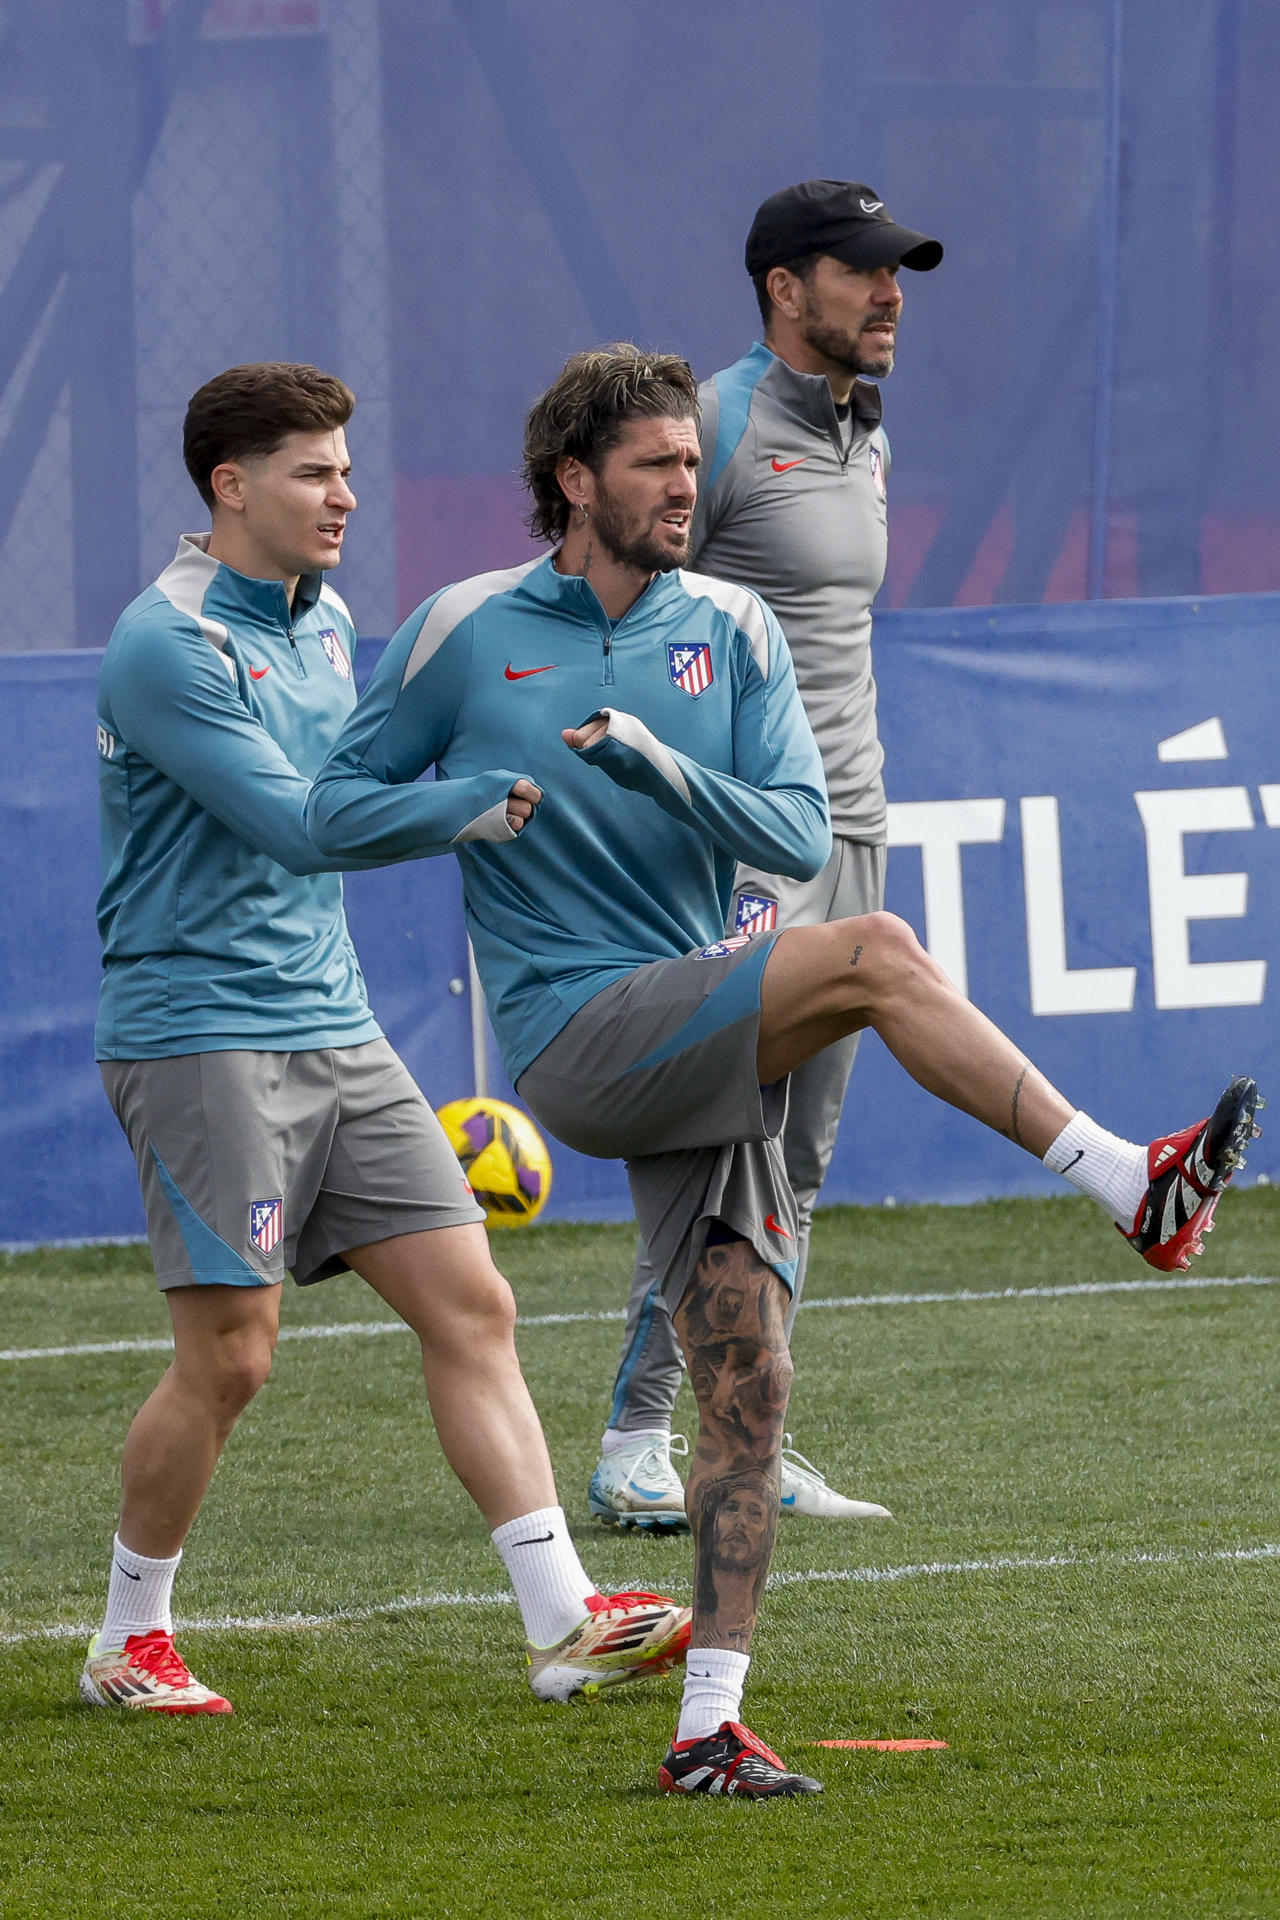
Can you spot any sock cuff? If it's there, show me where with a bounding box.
[685,1647,751,1683]
[490,1506,566,1553]
[113,1532,182,1576]
[1042,1111,1086,1173]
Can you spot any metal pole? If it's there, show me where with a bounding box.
[1087,0,1123,600]
[467,937,488,1098]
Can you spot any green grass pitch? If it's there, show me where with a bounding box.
[3,1189,1279,1918]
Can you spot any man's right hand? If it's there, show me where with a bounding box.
[562,715,610,753]
[506,778,543,833]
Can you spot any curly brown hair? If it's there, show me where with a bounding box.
[183,362,355,509]
[521,344,700,543]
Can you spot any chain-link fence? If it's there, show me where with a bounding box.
[1,0,1279,650]
[0,0,395,649]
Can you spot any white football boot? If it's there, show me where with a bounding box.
[778,1437,893,1520]
[587,1432,690,1532]
[527,1590,692,1701]
[80,1631,232,1713]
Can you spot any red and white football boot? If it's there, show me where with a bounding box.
[658,1720,823,1796]
[526,1589,691,1702]
[79,1630,233,1714]
[1121,1076,1261,1271]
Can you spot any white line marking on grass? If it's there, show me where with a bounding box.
[0,1591,516,1648]
[800,1273,1280,1311]
[767,1541,1280,1590]
[5,1541,1278,1653]
[3,1273,1278,1364]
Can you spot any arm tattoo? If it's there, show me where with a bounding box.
[675,1238,793,1650]
[850,944,863,967]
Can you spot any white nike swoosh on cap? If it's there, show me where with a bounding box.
[860,197,884,212]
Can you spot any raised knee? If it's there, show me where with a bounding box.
[851,911,947,991]
[861,910,919,957]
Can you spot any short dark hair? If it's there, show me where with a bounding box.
[183,362,355,509]
[752,252,823,329]
[521,343,700,544]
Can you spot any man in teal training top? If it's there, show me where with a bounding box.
[308,343,1258,1796]
[84,360,689,1720]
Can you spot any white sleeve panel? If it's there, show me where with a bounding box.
[450,796,520,844]
[676,570,772,678]
[402,559,542,686]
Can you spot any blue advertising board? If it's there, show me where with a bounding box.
[1,594,1276,1244]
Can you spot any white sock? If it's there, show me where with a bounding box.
[600,1425,669,1454]
[491,1506,597,1649]
[1044,1111,1148,1229]
[676,1648,751,1743]
[99,1533,182,1648]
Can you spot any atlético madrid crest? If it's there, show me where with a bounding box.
[735,892,779,935]
[250,1198,283,1256]
[696,933,755,960]
[668,641,714,697]
[318,627,351,679]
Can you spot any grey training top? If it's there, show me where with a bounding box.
[692,341,889,843]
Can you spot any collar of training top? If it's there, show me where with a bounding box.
[749,343,884,437]
[176,531,325,627]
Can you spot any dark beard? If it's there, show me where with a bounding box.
[801,317,895,379]
[592,485,691,574]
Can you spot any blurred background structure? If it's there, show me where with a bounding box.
[1,1,1277,1239]
[3,0,1279,651]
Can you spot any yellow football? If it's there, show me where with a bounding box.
[436,1096,553,1228]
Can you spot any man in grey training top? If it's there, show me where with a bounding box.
[589,180,943,1528]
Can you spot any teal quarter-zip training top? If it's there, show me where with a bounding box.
[95,534,384,1060]
[307,554,830,1086]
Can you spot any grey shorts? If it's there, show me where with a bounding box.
[101,1039,485,1291]
[518,933,797,1309]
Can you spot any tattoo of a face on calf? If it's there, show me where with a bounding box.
[676,1238,792,1648]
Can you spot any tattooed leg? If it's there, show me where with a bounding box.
[674,1235,794,1651]
[757,915,1074,1158]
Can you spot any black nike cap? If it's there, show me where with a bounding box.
[745,179,943,276]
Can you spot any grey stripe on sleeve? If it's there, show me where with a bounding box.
[451,798,519,844]
[403,559,541,687]
[155,533,235,677]
[318,581,354,624]
[678,570,771,677]
[599,708,691,803]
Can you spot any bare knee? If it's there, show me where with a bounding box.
[419,1262,520,1362]
[835,911,951,999]
[176,1329,275,1425]
[461,1265,520,1344]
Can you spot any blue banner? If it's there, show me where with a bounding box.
[1,594,1276,1244]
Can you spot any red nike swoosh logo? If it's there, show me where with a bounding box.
[771,457,808,473]
[504,663,557,680]
[248,665,270,679]
[763,1212,793,1238]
